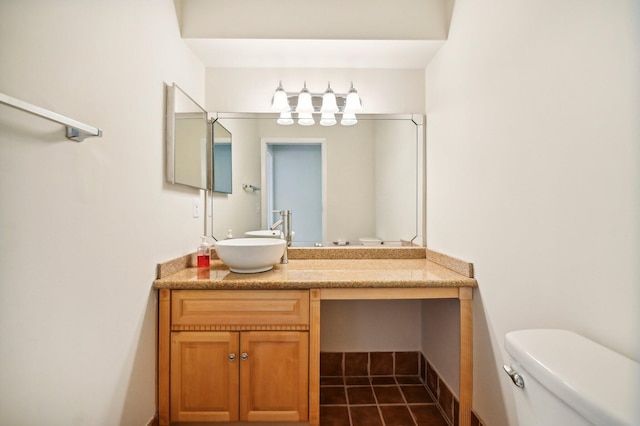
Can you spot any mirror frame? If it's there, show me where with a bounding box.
[166,83,211,190]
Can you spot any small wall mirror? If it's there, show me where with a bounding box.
[166,83,210,190]
[212,120,232,193]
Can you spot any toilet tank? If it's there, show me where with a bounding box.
[504,329,640,426]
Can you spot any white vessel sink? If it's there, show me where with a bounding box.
[245,229,281,238]
[214,238,286,273]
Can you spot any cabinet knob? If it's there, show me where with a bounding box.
[229,353,236,362]
[241,352,249,361]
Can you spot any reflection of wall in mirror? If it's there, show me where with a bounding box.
[174,115,207,189]
[375,120,417,242]
[212,119,262,238]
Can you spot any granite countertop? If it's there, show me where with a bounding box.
[153,248,478,290]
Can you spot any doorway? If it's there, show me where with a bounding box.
[261,138,327,243]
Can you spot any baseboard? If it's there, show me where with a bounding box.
[421,353,486,426]
[146,412,159,426]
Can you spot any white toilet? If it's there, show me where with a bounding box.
[504,329,640,426]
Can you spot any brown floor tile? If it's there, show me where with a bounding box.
[346,376,370,385]
[350,405,383,426]
[395,352,419,375]
[410,405,448,426]
[320,368,449,426]
[373,385,405,404]
[380,405,417,426]
[321,405,351,426]
[370,352,394,375]
[345,352,369,376]
[396,376,422,384]
[321,352,344,376]
[321,376,345,386]
[321,386,347,405]
[347,386,377,405]
[371,376,396,385]
[401,385,434,403]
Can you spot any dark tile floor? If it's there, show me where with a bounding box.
[320,375,449,426]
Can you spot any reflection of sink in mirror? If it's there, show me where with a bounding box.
[245,230,281,238]
[245,230,296,241]
[214,238,286,273]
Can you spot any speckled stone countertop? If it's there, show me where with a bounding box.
[153,248,477,290]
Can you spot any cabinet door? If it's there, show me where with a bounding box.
[239,331,309,422]
[171,331,239,422]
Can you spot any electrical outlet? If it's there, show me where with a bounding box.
[193,198,200,218]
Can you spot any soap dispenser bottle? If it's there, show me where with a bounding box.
[197,236,210,268]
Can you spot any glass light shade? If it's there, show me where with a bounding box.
[341,112,358,126]
[320,83,339,113]
[343,83,363,113]
[297,112,315,126]
[277,112,294,125]
[295,82,314,113]
[320,113,336,126]
[271,82,290,112]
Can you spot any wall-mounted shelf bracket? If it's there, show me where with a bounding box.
[0,92,103,142]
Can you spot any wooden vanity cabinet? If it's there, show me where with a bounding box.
[160,289,310,424]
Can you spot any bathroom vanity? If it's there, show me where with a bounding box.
[153,247,477,426]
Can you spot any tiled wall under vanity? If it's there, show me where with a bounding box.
[320,351,485,426]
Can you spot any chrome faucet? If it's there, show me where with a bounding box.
[270,210,292,264]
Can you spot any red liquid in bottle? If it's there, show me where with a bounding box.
[197,254,210,268]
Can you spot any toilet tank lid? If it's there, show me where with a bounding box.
[505,329,640,426]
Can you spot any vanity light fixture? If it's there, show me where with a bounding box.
[270,81,362,126]
[271,81,290,113]
[320,83,339,113]
[340,112,358,126]
[297,112,315,126]
[295,82,314,113]
[320,113,337,127]
[277,111,294,125]
[344,82,363,113]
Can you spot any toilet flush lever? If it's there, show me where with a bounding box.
[503,365,525,388]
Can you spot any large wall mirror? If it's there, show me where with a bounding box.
[166,83,210,190]
[209,113,425,247]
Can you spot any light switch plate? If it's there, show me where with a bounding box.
[193,198,200,218]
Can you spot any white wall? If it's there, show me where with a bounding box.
[321,300,423,352]
[0,1,205,425]
[423,1,640,425]
[205,68,425,114]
